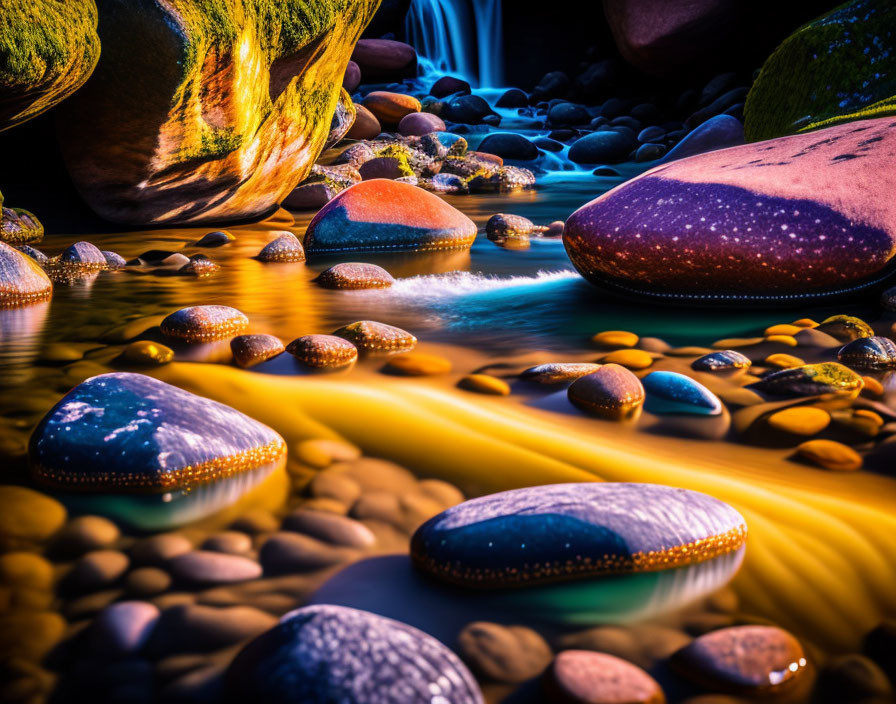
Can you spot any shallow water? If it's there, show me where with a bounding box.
[2,171,895,660]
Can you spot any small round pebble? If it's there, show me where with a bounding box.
[90,600,160,655]
[286,334,358,368]
[816,315,874,341]
[316,262,394,289]
[102,250,127,269]
[382,352,452,376]
[201,531,253,555]
[130,534,193,565]
[281,509,375,548]
[592,330,639,348]
[256,232,306,262]
[458,622,553,683]
[125,567,172,597]
[0,487,66,548]
[458,374,510,395]
[568,365,645,420]
[295,438,361,469]
[333,320,417,354]
[599,349,653,370]
[121,340,174,365]
[160,305,249,343]
[672,625,808,694]
[520,363,602,384]
[767,407,830,436]
[53,515,119,556]
[764,353,804,369]
[194,231,234,247]
[691,350,751,372]
[642,371,722,416]
[230,334,284,368]
[545,650,666,704]
[168,550,262,584]
[61,241,107,269]
[795,439,862,471]
[68,550,130,590]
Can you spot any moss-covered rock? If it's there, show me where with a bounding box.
[0,1,100,131]
[56,0,379,225]
[744,0,896,141]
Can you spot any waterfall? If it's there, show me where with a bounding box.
[403,0,504,88]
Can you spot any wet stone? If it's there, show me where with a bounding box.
[795,439,862,471]
[0,206,43,244]
[89,600,160,655]
[748,363,864,398]
[545,650,666,704]
[61,241,107,270]
[816,315,874,342]
[837,336,896,370]
[286,334,358,368]
[230,334,285,369]
[16,244,48,264]
[67,550,130,591]
[568,365,645,420]
[382,352,452,376]
[0,241,53,307]
[102,250,126,269]
[485,213,547,241]
[672,625,808,695]
[224,605,484,704]
[256,232,305,263]
[333,320,417,354]
[642,371,722,416]
[53,515,120,556]
[194,231,234,247]
[458,374,510,395]
[692,350,751,372]
[315,262,394,290]
[520,363,603,384]
[160,305,249,343]
[179,254,220,277]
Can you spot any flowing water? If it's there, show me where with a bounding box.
[2,170,895,657]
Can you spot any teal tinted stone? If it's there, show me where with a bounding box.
[643,371,723,415]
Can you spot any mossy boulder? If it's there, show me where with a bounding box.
[56,0,379,225]
[744,0,896,141]
[0,1,100,131]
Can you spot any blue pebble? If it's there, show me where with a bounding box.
[643,371,723,415]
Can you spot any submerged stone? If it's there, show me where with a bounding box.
[0,241,53,307]
[195,231,234,247]
[286,334,358,368]
[303,180,476,256]
[315,262,394,290]
[748,363,864,398]
[29,373,286,529]
[15,245,48,264]
[837,336,896,370]
[692,350,751,372]
[179,253,220,277]
[161,306,249,343]
[225,605,483,704]
[568,364,645,420]
[563,118,896,303]
[333,321,417,354]
[61,241,107,270]
[102,251,126,270]
[520,363,602,384]
[642,371,722,416]
[121,341,174,366]
[256,233,305,263]
[411,483,746,623]
[230,335,285,369]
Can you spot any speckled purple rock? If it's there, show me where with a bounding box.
[224,604,483,704]
[564,118,896,304]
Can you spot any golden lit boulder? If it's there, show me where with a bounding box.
[0,1,100,131]
[56,0,379,225]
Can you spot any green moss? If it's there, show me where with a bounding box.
[374,144,417,178]
[744,0,896,141]
[0,1,100,129]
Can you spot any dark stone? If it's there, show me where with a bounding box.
[477,133,539,161]
[443,94,494,124]
[637,126,665,143]
[533,137,563,152]
[431,76,471,98]
[634,143,666,161]
[660,115,744,163]
[568,131,637,164]
[495,88,529,108]
[531,71,570,101]
[548,102,590,126]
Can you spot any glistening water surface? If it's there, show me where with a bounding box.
[2,173,895,659]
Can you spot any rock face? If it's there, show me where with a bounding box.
[603,0,739,76]
[0,241,52,307]
[225,605,484,704]
[29,372,286,528]
[745,0,896,141]
[303,180,477,256]
[56,0,379,225]
[564,117,896,304]
[0,1,100,131]
[412,483,746,589]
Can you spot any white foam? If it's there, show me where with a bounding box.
[385,270,580,303]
